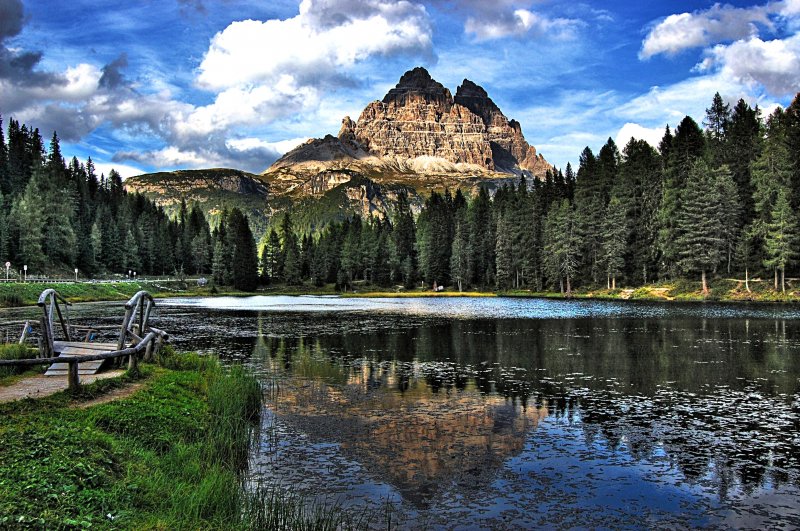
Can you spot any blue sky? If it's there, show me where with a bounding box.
[0,0,798,177]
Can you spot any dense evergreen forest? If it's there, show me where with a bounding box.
[2,91,799,294]
[0,116,255,289]
[261,93,800,294]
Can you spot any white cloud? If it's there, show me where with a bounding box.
[698,35,800,95]
[227,137,308,155]
[615,123,664,149]
[640,1,800,98]
[174,77,318,140]
[640,3,774,59]
[464,9,580,41]
[197,0,433,91]
[93,161,146,180]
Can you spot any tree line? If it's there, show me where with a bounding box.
[2,90,798,293]
[254,92,800,294]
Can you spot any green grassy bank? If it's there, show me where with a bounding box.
[0,349,376,529]
[0,281,257,307]
[1,277,797,308]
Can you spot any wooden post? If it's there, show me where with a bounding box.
[18,321,30,345]
[40,316,54,358]
[128,349,138,373]
[118,308,132,351]
[54,301,71,341]
[144,339,154,362]
[68,360,80,392]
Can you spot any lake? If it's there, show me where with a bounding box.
[3,295,800,528]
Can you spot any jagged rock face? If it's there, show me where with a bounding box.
[381,66,453,109]
[353,96,493,168]
[268,67,549,178]
[454,79,545,174]
[262,66,552,224]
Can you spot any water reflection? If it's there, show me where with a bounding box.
[247,325,800,527]
[3,297,800,527]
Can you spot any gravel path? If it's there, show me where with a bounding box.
[0,370,127,403]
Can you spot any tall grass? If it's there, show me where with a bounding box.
[0,344,37,378]
[241,484,375,530]
[206,364,263,471]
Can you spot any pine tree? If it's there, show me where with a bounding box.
[450,211,470,292]
[392,192,416,286]
[495,215,512,290]
[676,159,724,293]
[0,115,8,196]
[735,223,758,293]
[786,93,800,210]
[543,199,581,294]
[764,188,798,293]
[704,92,731,166]
[715,165,742,274]
[191,232,211,274]
[601,196,628,289]
[10,184,45,270]
[659,116,705,278]
[212,239,226,285]
[725,98,762,225]
[229,208,258,291]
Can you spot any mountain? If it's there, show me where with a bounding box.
[127,68,552,238]
[266,67,550,182]
[123,168,270,235]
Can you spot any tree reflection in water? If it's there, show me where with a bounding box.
[244,314,800,526]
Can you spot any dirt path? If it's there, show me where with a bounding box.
[0,370,127,404]
[73,381,145,409]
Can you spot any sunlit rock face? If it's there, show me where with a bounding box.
[269,66,550,178]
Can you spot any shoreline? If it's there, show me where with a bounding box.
[0,279,797,307]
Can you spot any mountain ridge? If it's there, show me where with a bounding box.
[267,67,550,177]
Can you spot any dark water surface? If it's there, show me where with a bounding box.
[4,296,800,528]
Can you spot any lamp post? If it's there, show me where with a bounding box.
[4,262,9,281]
[74,268,78,282]
[23,265,27,282]
[133,271,137,281]
[128,270,131,281]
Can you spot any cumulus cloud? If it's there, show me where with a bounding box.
[0,0,437,173]
[615,123,665,149]
[464,9,580,41]
[197,0,433,91]
[640,3,773,59]
[428,0,581,41]
[640,1,800,97]
[696,34,800,95]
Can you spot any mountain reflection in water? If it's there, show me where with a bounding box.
[264,359,548,506]
[5,297,799,528]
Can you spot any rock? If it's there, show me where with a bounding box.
[266,67,551,179]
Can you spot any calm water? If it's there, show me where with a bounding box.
[4,296,800,528]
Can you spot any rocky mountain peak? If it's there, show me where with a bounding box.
[381,66,453,108]
[267,66,551,180]
[454,79,504,127]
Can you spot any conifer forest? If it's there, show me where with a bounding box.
[1,92,798,294]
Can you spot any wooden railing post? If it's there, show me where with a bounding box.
[19,321,30,345]
[68,360,80,391]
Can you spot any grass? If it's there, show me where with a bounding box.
[6,275,796,308]
[0,281,257,307]
[0,343,39,379]
[0,346,377,529]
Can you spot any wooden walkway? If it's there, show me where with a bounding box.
[45,341,120,376]
[1,289,168,392]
